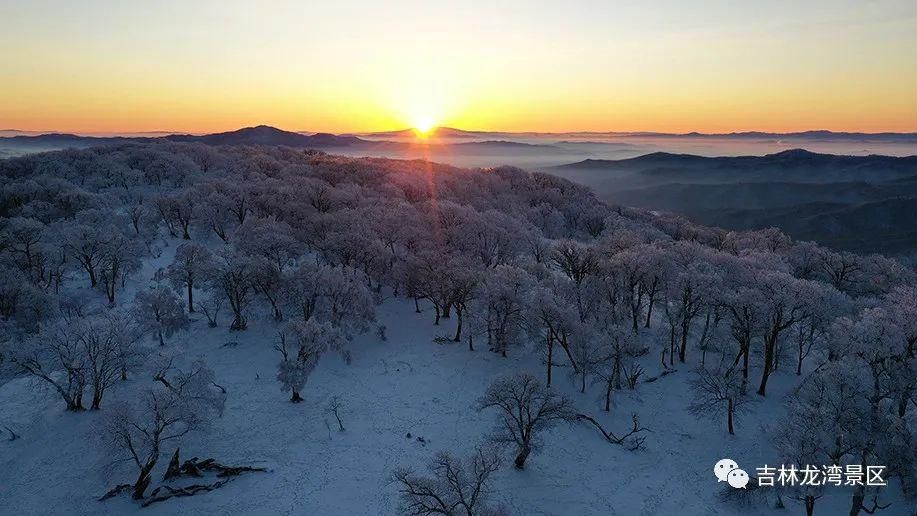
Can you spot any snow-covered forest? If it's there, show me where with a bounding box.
[0,143,915,515]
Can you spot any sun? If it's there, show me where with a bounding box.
[412,115,436,137]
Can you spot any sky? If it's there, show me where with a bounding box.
[1,0,916,134]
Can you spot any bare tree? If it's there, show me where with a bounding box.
[13,318,88,410]
[689,365,752,435]
[79,313,138,409]
[326,396,346,431]
[391,446,505,516]
[10,306,142,410]
[101,359,225,500]
[477,373,575,469]
[196,292,223,328]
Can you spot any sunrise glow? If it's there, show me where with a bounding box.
[412,118,436,137]
[1,1,916,134]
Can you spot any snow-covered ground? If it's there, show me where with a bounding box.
[0,239,909,515]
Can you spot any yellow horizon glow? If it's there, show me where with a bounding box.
[1,1,916,135]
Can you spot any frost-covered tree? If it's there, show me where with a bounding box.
[569,328,604,394]
[448,266,479,343]
[551,240,599,319]
[154,192,195,240]
[753,272,833,396]
[61,213,110,288]
[194,179,251,241]
[282,262,374,335]
[98,230,144,304]
[165,243,214,313]
[0,216,48,285]
[233,217,303,273]
[527,280,580,386]
[208,248,256,330]
[658,242,720,365]
[593,323,643,411]
[773,365,868,516]
[473,266,532,358]
[0,264,55,331]
[391,446,505,516]
[132,286,188,346]
[477,373,575,469]
[275,319,347,402]
[829,310,914,515]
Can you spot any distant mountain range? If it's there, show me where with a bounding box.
[625,130,917,142]
[164,125,365,147]
[552,149,917,183]
[0,125,367,149]
[548,150,917,256]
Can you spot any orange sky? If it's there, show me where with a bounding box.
[2,1,916,134]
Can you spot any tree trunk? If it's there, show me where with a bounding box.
[645,297,654,328]
[848,488,864,516]
[741,343,749,393]
[559,334,579,374]
[133,459,157,500]
[805,495,815,516]
[604,379,613,412]
[546,334,554,386]
[757,333,777,396]
[453,310,463,342]
[91,388,103,410]
[230,312,246,331]
[612,355,622,390]
[290,390,303,403]
[727,398,735,435]
[66,393,85,411]
[668,325,676,368]
[187,283,194,313]
[679,318,689,363]
[514,443,531,469]
[158,328,165,346]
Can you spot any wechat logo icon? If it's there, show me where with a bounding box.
[714,458,749,489]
